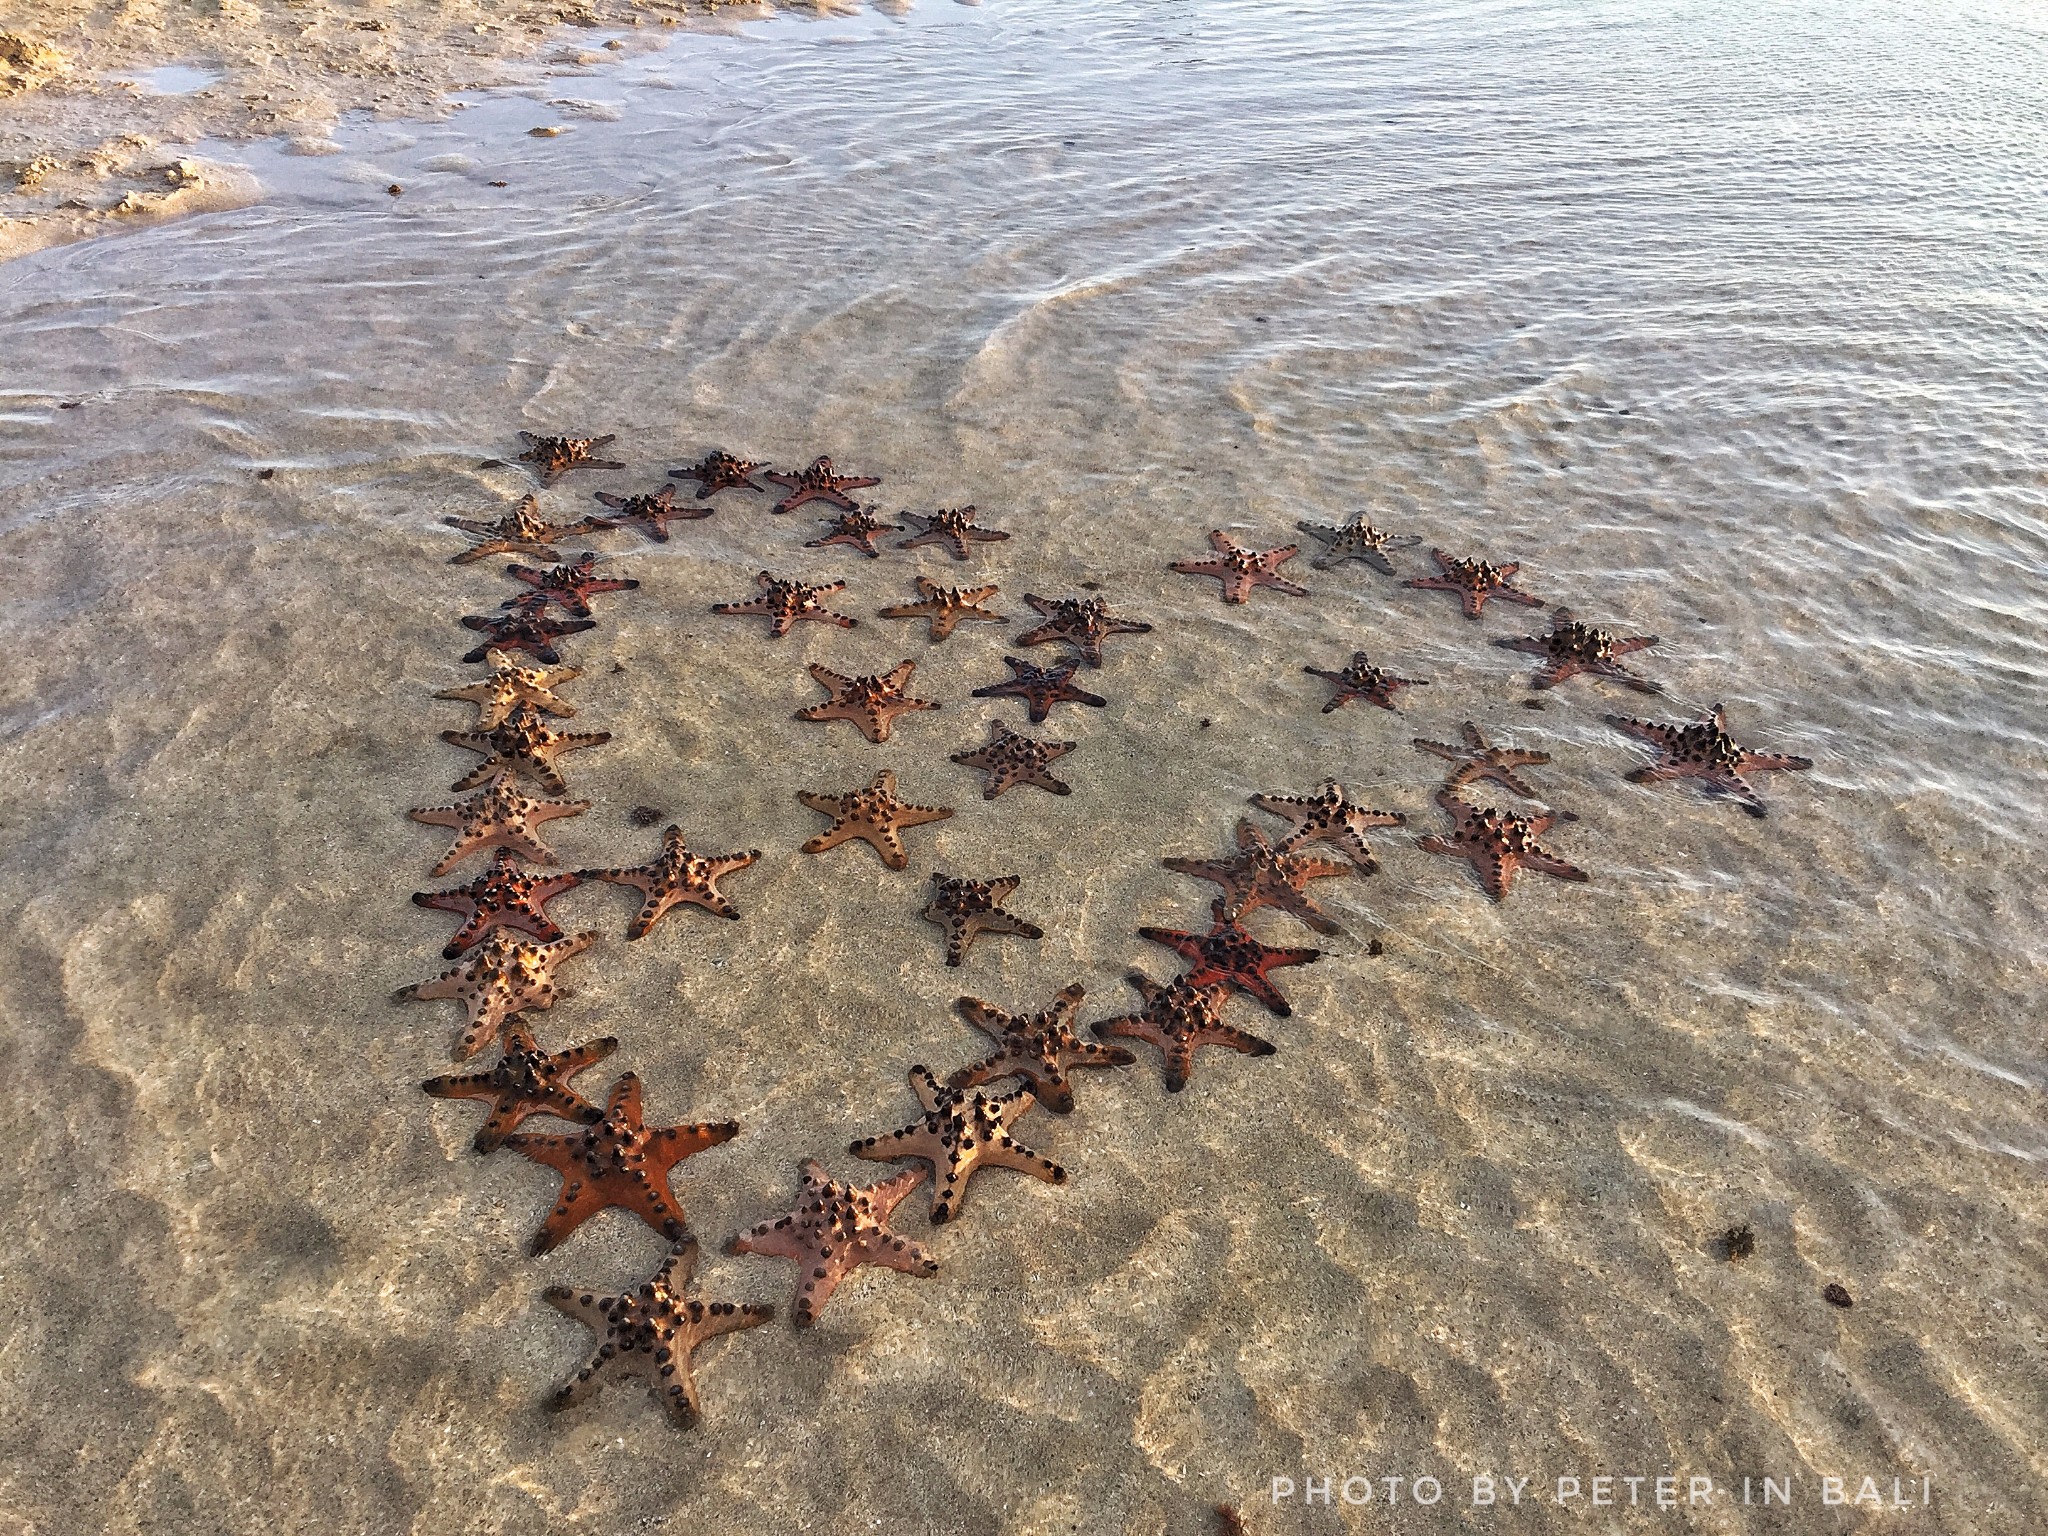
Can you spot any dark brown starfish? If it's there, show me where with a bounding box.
[506,1073,738,1255]
[765,455,879,514]
[1417,789,1587,900]
[797,770,954,870]
[949,718,1075,799]
[517,431,624,482]
[1164,819,1352,936]
[971,655,1108,724]
[1404,547,1544,618]
[445,493,605,563]
[710,570,858,637]
[850,1066,1065,1225]
[436,661,579,729]
[505,551,639,616]
[1606,704,1813,818]
[421,1022,617,1152]
[947,983,1132,1113]
[897,506,1010,560]
[1091,972,1274,1093]
[921,872,1044,967]
[1014,593,1153,668]
[1498,606,1661,692]
[591,485,710,543]
[444,704,611,795]
[1170,529,1308,605]
[1295,516,1420,573]
[413,848,584,959]
[804,507,902,558]
[408,779,589,876]
[1139,901,1323,1017]
[393,929,600,1060]
[795,661,940,743]
[1413,722,1550,799]
[1246,780,1405,873]
[459,605,597,666]
[729,1161,936,1327]
[877,577,1005,641]
[669,450,767,500]
[579,826,760,938]
[1304,651,1429,713]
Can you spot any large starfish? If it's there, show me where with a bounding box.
[971,655,1108,724]
[1164,819,1352,936]
[413,848,583,959]
[1139,902,1323,1017]
[579,825,759,938]
[506,1073,738,1255]
[517,431,624,482]
[850,1066,1066,1225]
[1404,547,1544,618]
[505,553,638,616]
[729,1160,936,1327]
[591,485,709,543]
[1413,722,1550,799]
[1091,972,1274,1093]
[459,605,596,665]
[1605,704,1813,818]
[420,1022,617,1152]
[444,704,611,794]
[445,493,604,564]
[393,929,600,1060]
[1014,593,1153,668]
[436,661,579,729]
[1170,529,1308,605]
[408,779,589,876]
[545,1237,773,1428]
[1497,607,1661,692]
[669,449,767,500]
[1417,789,1588,900]
[1304,651,1429,713]
[1246,780,1405,874]
[921,872,1043,967]
[795,661,940,743]
[949,718,1075,799]
[947,984,1132,1113]
[877,577,1005,642]
[797,770,954,870]
[897,506,1010,561]
[764,455,879,514]
[1295,516,1420,573]
[805,507,902,558]
[710,571,858,638]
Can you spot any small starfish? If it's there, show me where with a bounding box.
[897,506,1010,561]
[517,431,623,482]
[445,493,604,564]
[805,506,902,558]
[710,570,858,638]
[421,1022,617,1152]
[764,455,879,514]
[1417,789,1588,900]
[949,718,1075,799]
[393,929,599,1060]
[795,661,940,743]
[1413,722,1551,800]
[1497,606,1661,693]
[1091,972,1274,1093]
[1295,515,1420,573]
[797,770,954,870]
[947,983,1132,1113]
[504,551,639,616]
[877,577,1005,641]
[1605,704,1813,818]
[850,1066,1066,1225]
[1170,529,1309,605]
[408,779,589,876]
[506,1073,738,1255]
[436,661,579,729]
[413,848,584,959]
[669,449,767,500]
[1404,547,1544,618]
[579,825,760,938]
[1304,651,1430,713]
[545,1237,772,1428]
[1014,593,1152,668]
[921,872,1044,967]
[459,606,597,666]
[971,655,1107,724]
[1164,819,1352,936]
[1246,780,1405,874]
[443,704,611,794]
[591,485,710,543]
[1139,902,1323,1017]
[729,1160,936,1327]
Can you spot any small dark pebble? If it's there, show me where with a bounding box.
[489,180,508,187]
[1720,1224,1755,1261]
[1559,810,1579,822]
[1522,698,1547,710]
[1199,718,1211,728]
[611,661,627,674]
[1823,1283,1854,1309]
[1367,938,1384,957]
[628,805,664,827]
[1079,580,1102,591]
[1253,316,1267,323]
[257,468,276,480]
[58,400,81,409]
[387,183,403,197]
[478,458,508,469]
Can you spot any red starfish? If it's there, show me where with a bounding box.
[578,825,760,938]
[1170,529,1308,605]
[804,507,902,557]
[421,1022,617,1152]
[796,660,941,743]
[515,431,624,482]
[1404,547,1544,618]
[764,455,879,514]
[1416,789,1588,900]
[591,485,710,543]
[1015,593,1152,668]
[1605,704,1812,818]
[393,929,600,1060]
[947,983,1132,1113]
[1138,901,1323,1017]
[729,1160,936,1327]
[504,551,639,616]
[669,449,767,500]
[897,506,1010,560]
[1090,972,1274,1093]
[412,848,583,959]
[709,570,859,638]
[1497,606,1661,692]
[459,604,597,665]
[970,655,1108,725]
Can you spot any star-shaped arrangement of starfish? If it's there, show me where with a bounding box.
[408,779,590,876]
[505,1072,737,1255]
[1404,547,1544,619]
[1139,901,1323,1017]
[516,431,625,482]
[850,1066,1066,1224]
[444,704,611,794]
[1246,780,1406,874]
[949,718,1075,799]
[1170,529,1309,605]
[505,552,639,616]
[421,1022,617,1152]
[1413,721,1550,799]
[1416,789,1588,900]
[669,449,768,501]
[590,485,710,543]
[436,661,580,730]
[710,570,859,637]
[764,455,879,515]
[545,1237,773,1428]
[795,661,940,743]
[896,506,1011,561]
[877,577,1005,641]
[1496,606,1661,693]
[971,655,1108,724]
[1605,703,1813,818]
[1295,515,1421,573]
[1091,972,1274,1093]
[459,603,597,665]
[1164,819,1353,936]
[921,872,1044,967]
[804,507,902,558]
[1014,592,1153,668]
[413,848,584,959]
[578,825,760,938]
[729,1160,936,1327]
[1304,651,1430,713]
[947,984,1132,1113]
[393,929,599,1060]
[797,770,954,870]
[445,494,606,564]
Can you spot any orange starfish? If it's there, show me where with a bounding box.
[1164,819,1352,935]
[393,929,600,1060]
[795,661,940,743]
[1091,972,1274,1093]
[1014,592,1152,667]
[421,1022,617,1152]
[947,983,1132,1113]
[1138,901,1322,1017]
[877,577,1005,641]
[850,1066,1065,1225]
[412,849,583,959]
[445,493,605,563]
[1416,789,1587,900]
[797,770,953,870]
[970,655,1107,724]
[408,779,589,876]
[1170,529,1308,604]
[1497,606,1660,692]
[764,455,878,514]
[1246,780,1405,873]
[804,506,901,557]
[579,825,759,938]
[949,719,1075,799]
[729,1160,936,1327]
[1404,547,1543,618]
[436,661,580,729]
[443,704,610,794]
[921,872,1043,967]
[710,571,859,638]
[459,605,595,665]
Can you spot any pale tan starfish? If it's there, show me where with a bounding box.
[443,704,611,795]
[392,929,600,1060]
[850,1066,1065,1224]
[877,577,1006,641]
[795,661,940,743]
[729,1160,936,1327]
[408,779,589,876]
[797,770,953,870]
[436,661,580,729]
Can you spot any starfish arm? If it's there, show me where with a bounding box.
[1523,849,1590,883]
[542,1284,612,1334]
[519,1171,614,1254]
[1704,770,1771,816]
[860,1230,939,1278]
[729,1220,810,1265]
[1737,749,1815,774]
[1494,636,1551,657]
[649,1121,742,1163]
[1263,886,1343,937]
[1610,634,1660,655]
[981,1136,1068,1185]
[847,1124,937,1167]
[688,1299,776,1346]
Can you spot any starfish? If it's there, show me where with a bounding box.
[710,570,858,637]
[1497,606,1661,693]
[669,449,767,500]
[517,431,623,482]
[579,825,760,938]
[947,983,1132,1113]
[445,493,604,564]
[443,704,611,794]
[1164,819,1352,936]
[544,1237,773,1428]
[1170,529,1308,604]
[459,605,597,666]
[849,1066,1066,1225]
[1139,901,1323,1017]
[1413,721,1550,799]
[1295,515,1420,573]
[393,929,600,1060]
[1605,704,1813,818]
[896,506,1010,561]
[413,848,583,959]
[921,872,1044,967]
[804,506,902,558]
[949,718,1075,799]
[591,485,709,543]
[795,661,940,743]
[1417,789,1588,899]
[1091,972,1275,1093]
[971,655,1107,724]
[797,770,954,871]
[1014,593,1152,668]
[408,779,589,876]
[436,661,579,729]
[504,552,639,616]
[420,1022,616,1152]
[1304,651,1429,713]
[877,577,1005,642]
[764,455,879,515]
[506,1073,738,1255]
[1246,780,1405,873]
[1404,547,1544,618]
[729,1161,936,1327]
